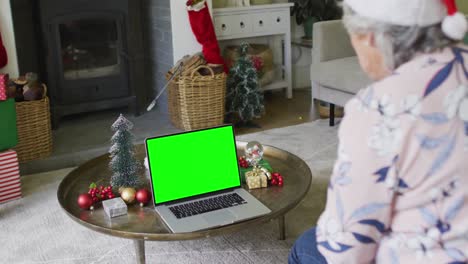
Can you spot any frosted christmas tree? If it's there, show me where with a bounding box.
[109,114,141,188]
[226,43,264,124]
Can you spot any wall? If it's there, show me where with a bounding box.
[457,0,468,14]
[170,0,213,62]
[146,0,174,113]
[0,0,19,77]
[290,20,312,89]
[265,0,311,88]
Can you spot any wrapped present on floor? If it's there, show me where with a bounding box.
[245,168,268,190]
[0,98,18,151]
[0,150,22,204]
[0,74,7,101]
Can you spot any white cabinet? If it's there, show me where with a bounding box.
[252,13,271,33]
[213,3,294,98]
[215,14,254,36]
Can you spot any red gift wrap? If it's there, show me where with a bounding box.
[0,32,7,68]
[0,74,7,101]
[0,150,22,204]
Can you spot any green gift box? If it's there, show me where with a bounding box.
[0,99,18,151]
[239,159,272,183]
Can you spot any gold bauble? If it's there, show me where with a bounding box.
[120,187,136,204]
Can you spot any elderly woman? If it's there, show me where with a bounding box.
[289,0,468,263]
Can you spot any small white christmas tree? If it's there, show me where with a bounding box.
[109,114,141,188]
[226,43,264,124]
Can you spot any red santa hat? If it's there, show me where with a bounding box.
[345,0,467,40]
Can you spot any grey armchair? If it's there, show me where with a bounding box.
[310,20,371,126]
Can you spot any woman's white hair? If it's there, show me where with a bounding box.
[342,3,456,70]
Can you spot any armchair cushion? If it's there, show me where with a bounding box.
[313,20,355,64]
[310,56,371,95]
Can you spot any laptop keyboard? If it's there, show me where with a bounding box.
[168,193,247,219]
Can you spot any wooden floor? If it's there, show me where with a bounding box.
[21,88,320,175]
[234,88,318,135]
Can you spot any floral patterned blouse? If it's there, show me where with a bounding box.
[316,45,468,264]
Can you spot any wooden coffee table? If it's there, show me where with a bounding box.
[57,142,312,264]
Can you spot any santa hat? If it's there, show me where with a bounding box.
[345,0,467,40]
[442,0,468,40]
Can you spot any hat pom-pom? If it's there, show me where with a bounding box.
[442,12,468,40]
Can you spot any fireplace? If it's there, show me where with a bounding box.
[60,19,121,82]
[11,0,173,128]
[37,0,147,128]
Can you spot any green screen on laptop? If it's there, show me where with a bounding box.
[146,126,241,205]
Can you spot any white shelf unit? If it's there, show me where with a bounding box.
[213,3,294,98]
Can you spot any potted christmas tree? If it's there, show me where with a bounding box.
[226,43,265,127]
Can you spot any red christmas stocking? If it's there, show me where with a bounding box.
[0,32,7,68]
[187,1,226,71]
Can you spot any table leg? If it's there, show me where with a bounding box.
[278,215,285,240]
[133,240,146,264]
[329,103,335,127]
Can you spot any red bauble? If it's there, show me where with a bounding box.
[136,189,151,205]
[269,172,284,187]
[77,193,93,210]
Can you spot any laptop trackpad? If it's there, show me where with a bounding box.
[203,210,236,225]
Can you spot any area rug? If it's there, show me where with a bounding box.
[0,119,339,264]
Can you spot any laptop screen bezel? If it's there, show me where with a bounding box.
[145,124,242,206]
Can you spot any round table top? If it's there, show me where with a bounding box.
[57,142,312,241]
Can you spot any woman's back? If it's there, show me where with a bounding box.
[377,45,468,263]
[316,45,468,263]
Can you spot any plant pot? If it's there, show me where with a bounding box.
[303,17,317,40]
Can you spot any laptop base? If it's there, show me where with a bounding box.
[156,188,271,233]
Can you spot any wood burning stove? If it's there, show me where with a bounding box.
[37,0,147,128]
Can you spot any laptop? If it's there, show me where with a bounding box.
[145,125,271,233]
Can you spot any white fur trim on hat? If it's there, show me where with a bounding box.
[442,12,468,40]
[344,0,447,26]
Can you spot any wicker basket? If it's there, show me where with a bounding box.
[14,84,53,163]
[168,66,227,131]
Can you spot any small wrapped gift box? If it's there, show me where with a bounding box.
[239,158,272,183]
[0,98,18,151]
[0,150,22,204]
[245,168,268,190]
[103,197,128,218]
[0,74,7,101]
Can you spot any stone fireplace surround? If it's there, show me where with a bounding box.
[10,0,174,125]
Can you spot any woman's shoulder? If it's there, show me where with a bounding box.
[351,45,468,114]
